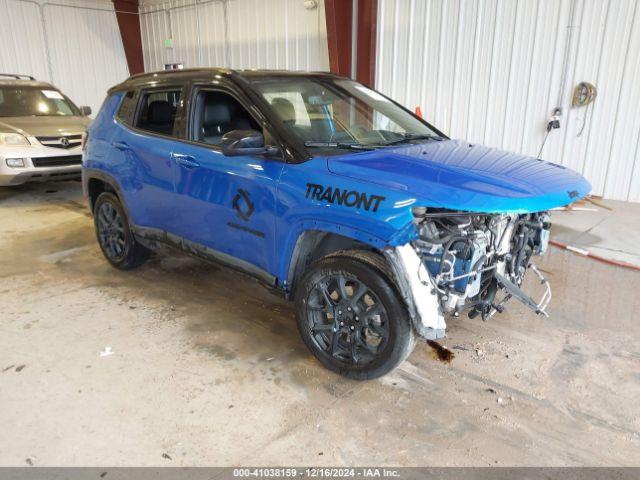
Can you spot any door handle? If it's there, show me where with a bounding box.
[112,141,130,151]
[172,153,200,169]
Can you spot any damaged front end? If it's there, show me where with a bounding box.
[385,208,552,340]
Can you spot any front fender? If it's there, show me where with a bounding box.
[278,215,420,275]
[275,158,424,282]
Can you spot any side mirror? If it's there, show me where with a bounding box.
[221,129,267,156]
[79,106,92,116]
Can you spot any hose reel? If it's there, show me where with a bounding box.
[572,82,597,137]
[572,82,597,108]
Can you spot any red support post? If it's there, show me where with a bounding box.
[113,0,144,75]
[355,0,377,87]
[325,0,353,77]
[325,0,377,86]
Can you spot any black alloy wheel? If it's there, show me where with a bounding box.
[306,272,389,366]
[97,200,126,261]
[93,192,150,269]
[295,252,415,379]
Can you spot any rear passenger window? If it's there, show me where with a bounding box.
[135,89,182,136]
[116,90,137,125]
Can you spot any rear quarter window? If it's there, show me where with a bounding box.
[116,90,137,126]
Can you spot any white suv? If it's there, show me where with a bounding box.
[0,74,92,186]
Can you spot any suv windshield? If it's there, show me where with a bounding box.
[250,78,442,150]
[0,86,80,117]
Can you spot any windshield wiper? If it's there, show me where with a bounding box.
[304,141,374,150]
[379,133,444,147]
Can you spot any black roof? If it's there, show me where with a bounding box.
[109,68,345,93]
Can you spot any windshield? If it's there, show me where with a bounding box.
[0,86,80,117]
[251,78,442,150]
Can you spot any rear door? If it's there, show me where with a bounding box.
[167,82,284,278]
[111,86,185,232]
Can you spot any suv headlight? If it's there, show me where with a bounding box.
[0,133,30,146]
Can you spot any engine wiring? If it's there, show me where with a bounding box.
[411,209,552,319]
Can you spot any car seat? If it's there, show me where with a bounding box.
[147,100,173,135]
[201,94,259,145]
[202,101,231,144]
[270,97,321,141]
[270,97,296,125]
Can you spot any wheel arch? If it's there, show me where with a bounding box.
[83,169,127,215]
[284,224,389,299]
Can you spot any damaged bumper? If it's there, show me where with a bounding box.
[384,244,446,340]
[385,210,553,339]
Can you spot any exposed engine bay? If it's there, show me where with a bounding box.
[386,208,553,339]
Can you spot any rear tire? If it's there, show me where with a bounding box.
[295,251,415,380]
[93,192,150,270]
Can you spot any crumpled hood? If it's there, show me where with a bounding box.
[0,116,91,137]
[327,139,591,213]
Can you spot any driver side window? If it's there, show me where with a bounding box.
[193,90,261,146]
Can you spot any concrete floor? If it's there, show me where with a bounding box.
[1,181,639,467]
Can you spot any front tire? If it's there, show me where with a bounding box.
[295,252,415,380]
[93,192,150,270]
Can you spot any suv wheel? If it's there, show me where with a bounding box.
[93,192,150,269]
[295,252,415,379]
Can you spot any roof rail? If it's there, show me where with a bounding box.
[126,67,234,81]
[0,73,36,80]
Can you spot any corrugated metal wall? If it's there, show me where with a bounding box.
[139,0,330,72]
[376,0,640,202]
[0,0,129,114]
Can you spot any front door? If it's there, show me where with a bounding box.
[168,88,284,278]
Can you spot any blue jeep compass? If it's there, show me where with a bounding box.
[82,68,590,379]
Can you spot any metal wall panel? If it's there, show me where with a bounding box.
[139,0,329,72]
[1,0,130,114]
[0,0,50,83]
[376,0,640,202]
